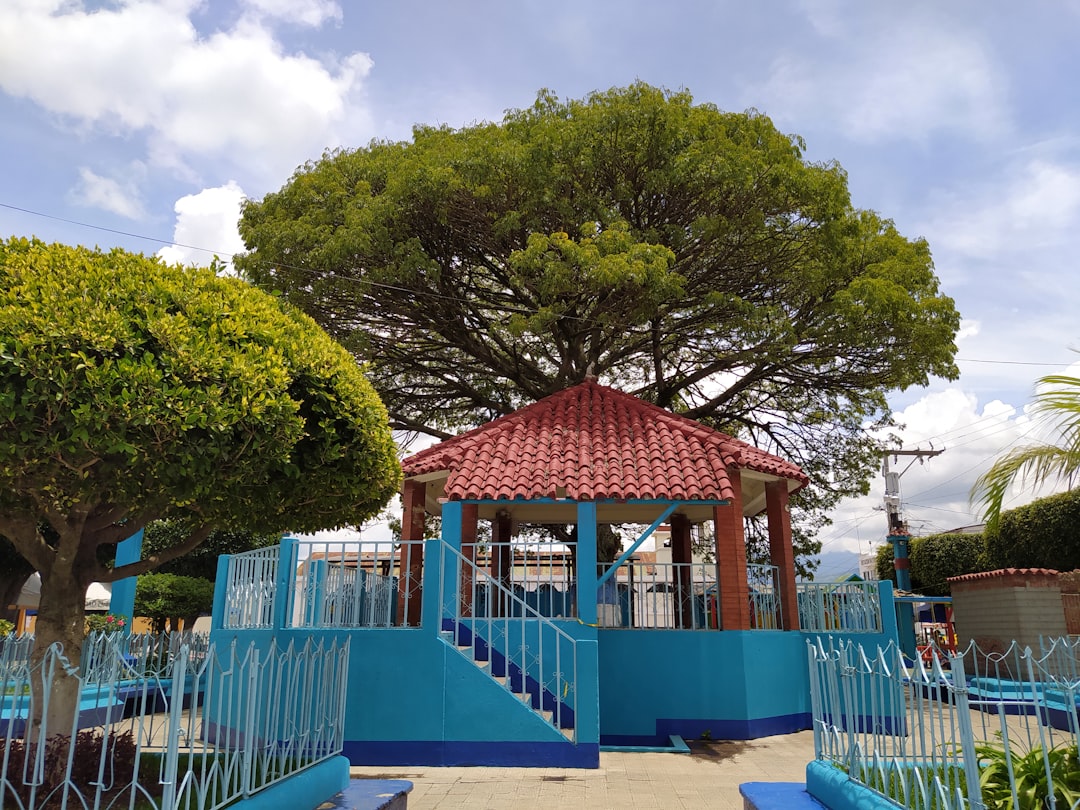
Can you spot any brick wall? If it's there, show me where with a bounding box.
[948,568,1067,654]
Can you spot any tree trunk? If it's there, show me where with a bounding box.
[29,570,87,741]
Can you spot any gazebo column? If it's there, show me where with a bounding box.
[670,513,694,629]
[490,509,512,617]
[576,502,598,626]
[714,469,750,630]
[766,481,800,631]
[398,478,426,627]
[460,503,478,617]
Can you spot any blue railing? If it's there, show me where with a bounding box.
[809,637,1080,810]
[438,542,578,742]
[797,580,882,633]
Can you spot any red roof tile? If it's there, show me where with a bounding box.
[948,567,1061,582]
[402,380,808,502]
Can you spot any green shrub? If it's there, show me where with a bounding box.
[909,532,987,596]
[985,488,1080,571]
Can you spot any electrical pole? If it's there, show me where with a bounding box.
[882,447,944,592]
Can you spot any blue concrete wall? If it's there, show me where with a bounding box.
[210,626,598,767]
[597,581,901,747]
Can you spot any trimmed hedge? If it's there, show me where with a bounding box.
[984,488,1080,572]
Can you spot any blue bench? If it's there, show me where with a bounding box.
[740,782,825,810]
[324,779,413,810]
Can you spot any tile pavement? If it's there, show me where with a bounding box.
[349,730,816,809]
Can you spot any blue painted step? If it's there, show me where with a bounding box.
[440,618,575,731]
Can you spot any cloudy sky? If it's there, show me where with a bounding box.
[2,0,1079,577]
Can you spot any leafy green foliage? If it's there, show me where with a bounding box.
[143,520,279,581]
[973,373,1080,532]
[876,542,897,585]
[238,83,960,572]
[909,532,987,596]
[84,613,128,634]
[134,573,214,632]
[984,488,1080,571]
[0,236,401,730]
[975,738,1080,810]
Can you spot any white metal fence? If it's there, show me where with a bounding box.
[809,637,1080,810]
[0,631,349,810]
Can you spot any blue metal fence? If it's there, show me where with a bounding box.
[809,637,1080,810]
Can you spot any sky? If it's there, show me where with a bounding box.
[2,0,1079,578]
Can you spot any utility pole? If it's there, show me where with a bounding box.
[882,447,944,592]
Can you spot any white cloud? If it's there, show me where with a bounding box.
[241,0,342,27]
[157,182,247,269]
[70,167,145,219]
[924,158,1080,261]
[752,8,1007,143]
[0,1,373,188]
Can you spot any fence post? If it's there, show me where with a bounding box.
[274,537,298,629]
[948,650,986,810]
[160,642,190,810]
[212,554,232,630]
[241,647,261,797]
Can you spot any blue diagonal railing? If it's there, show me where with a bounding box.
[437,542,578,743]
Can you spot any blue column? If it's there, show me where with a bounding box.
[576,502,598,626]
[273,535,299,630]
[109,528,143,621]
[426,500,462,634]
[211,554,231,631]
[889,534,912,592]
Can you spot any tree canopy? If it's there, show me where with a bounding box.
[237,83,959,569]
[0,236,400,729]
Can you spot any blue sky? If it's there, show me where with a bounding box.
[2,1,1079,576]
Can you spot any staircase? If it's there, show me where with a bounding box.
[437,544,577,742]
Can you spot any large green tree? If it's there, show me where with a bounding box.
[0,237,401,732]
[973,373,1080,532]
[237,83,959,569]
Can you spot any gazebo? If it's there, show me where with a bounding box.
[393,379,817,759]
[210,379,899,767]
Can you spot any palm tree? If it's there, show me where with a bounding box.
[972,373,1080,532]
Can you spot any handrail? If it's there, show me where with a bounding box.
[438,542,578,743]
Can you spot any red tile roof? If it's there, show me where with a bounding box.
[402,380,808,502]
[948,567,1061,582]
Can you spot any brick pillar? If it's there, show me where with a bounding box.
[714,469,750,630]
[491,510,512,617]
[460,503,478,616]
[670,514,694,629]
[397,478,426,627]
[766,480,799,631]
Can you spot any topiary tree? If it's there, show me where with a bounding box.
[134,572,215,633]
[0,237,401,734]
[984,488,1080,571]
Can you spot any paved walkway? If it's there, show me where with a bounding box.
[349,730,816,809]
